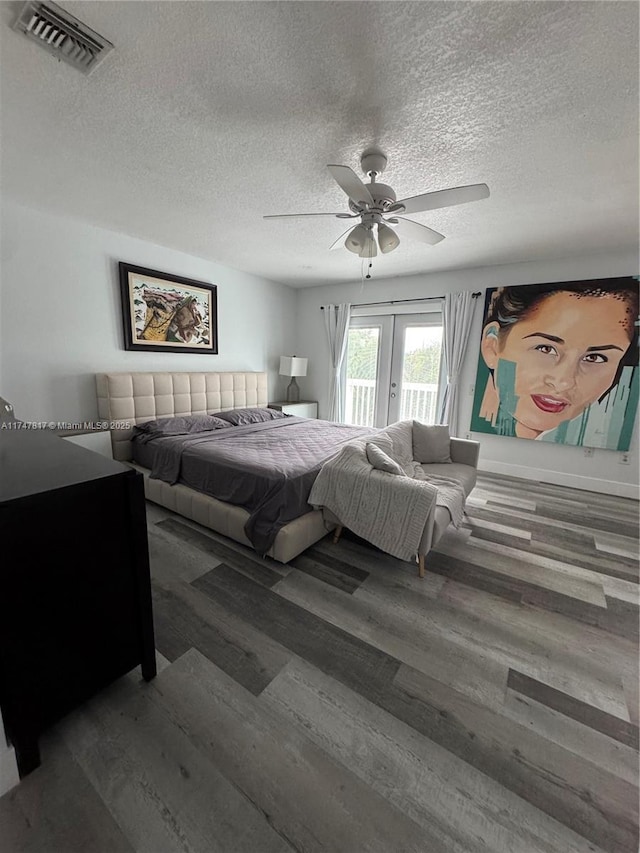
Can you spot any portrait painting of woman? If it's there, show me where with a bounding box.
[470,278,639,450]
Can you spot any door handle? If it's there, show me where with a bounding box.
[390,392,396,398]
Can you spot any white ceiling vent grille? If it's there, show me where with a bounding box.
[13,1,113,74]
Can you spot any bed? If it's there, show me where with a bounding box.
[96,371,371,563]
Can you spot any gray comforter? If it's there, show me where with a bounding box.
[134,417,372,555]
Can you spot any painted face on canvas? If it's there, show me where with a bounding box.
[481,292,631,438]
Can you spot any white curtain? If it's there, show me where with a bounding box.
[439,291,476,436]
[322,303,351,422]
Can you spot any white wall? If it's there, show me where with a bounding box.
[295,251,639,498]
[0,201,297,422]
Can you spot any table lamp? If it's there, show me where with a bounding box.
[279,356,308,403]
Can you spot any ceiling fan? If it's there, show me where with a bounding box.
[264,146,490,258]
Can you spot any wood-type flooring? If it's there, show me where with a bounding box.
[1,471,638,853]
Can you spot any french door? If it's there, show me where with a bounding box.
[344,314,444,428]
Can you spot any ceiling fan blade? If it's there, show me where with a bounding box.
[263,212,356,219]
[328,226,357,251]
[327,165,374,208]
[392,183,490,215]
[392,217,445,245]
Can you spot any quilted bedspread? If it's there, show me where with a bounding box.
[137,417,373,555]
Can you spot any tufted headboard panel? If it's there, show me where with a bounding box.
[96,371,269,461]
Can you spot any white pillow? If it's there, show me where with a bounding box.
[366,442,405,475]
[412,422,451,464]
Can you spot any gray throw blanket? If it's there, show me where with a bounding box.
[308,420,465,562]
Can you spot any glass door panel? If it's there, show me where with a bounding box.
[344,317,392,427]
[388,317,444,425]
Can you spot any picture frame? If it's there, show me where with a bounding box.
[119,262,218,354]
[469,277,638,450]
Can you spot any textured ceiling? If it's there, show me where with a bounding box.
[1,1,638,287]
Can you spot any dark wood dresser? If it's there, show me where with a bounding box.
[0,428,156,777]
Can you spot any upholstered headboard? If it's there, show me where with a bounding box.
[96,371,269,461]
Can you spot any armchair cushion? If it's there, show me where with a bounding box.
[412,422,451,464]
[419,462,477,497]
[366,443,405,476]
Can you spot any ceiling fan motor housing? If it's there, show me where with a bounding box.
[348,182,397,215]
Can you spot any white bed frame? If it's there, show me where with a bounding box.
[96,371,332,563]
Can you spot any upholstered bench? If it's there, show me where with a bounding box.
[310,421,480,577]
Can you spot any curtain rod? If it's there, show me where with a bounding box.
[320,292,482,309]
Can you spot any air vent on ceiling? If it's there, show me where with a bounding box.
[13,1,113,74]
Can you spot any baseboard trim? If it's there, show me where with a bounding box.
[479,461,639,501]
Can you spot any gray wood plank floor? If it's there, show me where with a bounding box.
[1,472,637,853]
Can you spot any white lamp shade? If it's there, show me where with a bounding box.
[378,222,400,254]
[344,224,369,254]
[279,355,308,377]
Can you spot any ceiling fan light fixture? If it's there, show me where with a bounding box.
[345,223,369,254]
[377,222,400,254]
[358,235,377,258]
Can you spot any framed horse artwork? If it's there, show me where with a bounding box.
[119,262,218,354]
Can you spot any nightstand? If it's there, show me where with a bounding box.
[58,427,113,458]
[269,401,318,418]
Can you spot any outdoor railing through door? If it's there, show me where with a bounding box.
[345,379,439,427]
